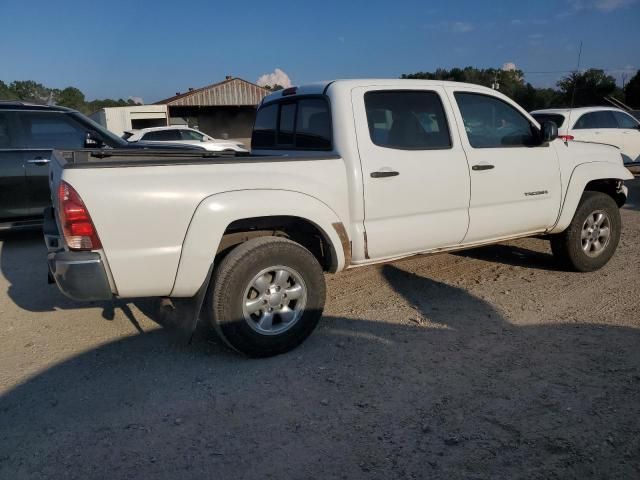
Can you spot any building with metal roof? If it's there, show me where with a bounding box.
[155,76,270,144]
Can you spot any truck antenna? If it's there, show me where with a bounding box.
[565,41,583,144]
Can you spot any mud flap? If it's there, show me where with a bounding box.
[157,264,214,344]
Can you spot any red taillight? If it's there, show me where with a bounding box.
[57,181,102,251]
[559,135,574,142]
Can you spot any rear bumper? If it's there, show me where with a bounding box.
[44,207,112,302]
[48,251,113,301]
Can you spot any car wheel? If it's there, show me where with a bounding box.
[205,236,326,357]
[550,191,621,272]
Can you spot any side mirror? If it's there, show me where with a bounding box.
[84,131,105,149]
[540,121,558,143]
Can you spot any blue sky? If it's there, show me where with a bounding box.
[0,0,638,103]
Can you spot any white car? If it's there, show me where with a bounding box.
[123,126,249,154]
[46,79,632,357]
[531,107,640,164]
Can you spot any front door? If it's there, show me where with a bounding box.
[353,87,471,261]
[448,89,562,243]
[0,112,30,221]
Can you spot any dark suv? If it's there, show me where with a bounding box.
[0,101,203,230]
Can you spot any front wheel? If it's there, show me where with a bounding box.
[550,191,621,272]
[205,237,326,357]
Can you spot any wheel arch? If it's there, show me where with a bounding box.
[170,189,349,297]
[549,162,633,234]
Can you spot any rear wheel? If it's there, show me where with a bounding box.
[550,191,621,272]
[205,237,326,357]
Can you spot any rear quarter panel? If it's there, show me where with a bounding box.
[61,157,349,297]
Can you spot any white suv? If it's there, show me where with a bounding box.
[123,126,249,154]
[531,107,640,164]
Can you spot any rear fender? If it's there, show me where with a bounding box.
[170,190,347,297]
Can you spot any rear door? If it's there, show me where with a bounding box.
[352,87,471,260]
[18,111,86,216]
[571,110,623,149]
[449,89,561,243]
[611,110,640,163]
[0,111,30,221]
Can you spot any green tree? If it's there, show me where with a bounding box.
[624,70,640,108]
[0,80,18,100]
[56,87,86,111]
[8,80,52,103]
[557,69,617,107]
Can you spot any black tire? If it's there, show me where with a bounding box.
[205,236,326,357]
[550,191,621,272]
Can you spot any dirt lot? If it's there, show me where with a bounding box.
[1,176,639,480]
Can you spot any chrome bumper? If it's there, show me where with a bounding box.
[48,251,113,301]
[44,207,113,302]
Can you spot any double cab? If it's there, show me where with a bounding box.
[45,79,633,357]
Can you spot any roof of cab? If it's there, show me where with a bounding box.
[0,101,74,112]
[261,79,497,104]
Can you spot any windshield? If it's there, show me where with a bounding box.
[69,112,129,147]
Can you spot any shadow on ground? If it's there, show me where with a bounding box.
[0,229,149,331]
[1,263,639,479]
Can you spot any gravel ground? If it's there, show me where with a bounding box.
[1,175,639,480]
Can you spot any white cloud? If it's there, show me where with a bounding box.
[424,21,474,33]
[502,62,517,71]
[569,0,637,11]
[128,96,144,105]
[256,68,292,89]
[451,21,474,33]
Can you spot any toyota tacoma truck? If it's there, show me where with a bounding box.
[45,79,633,357]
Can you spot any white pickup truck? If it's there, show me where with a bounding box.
[45,79,633,357]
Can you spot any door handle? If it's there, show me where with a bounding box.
[371,170,399,178]
[27,158,50,166]
[472,164,494,171]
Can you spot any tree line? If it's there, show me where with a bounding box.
[401,68,640,111]
[0,80,141,114]
[2,69,639,114]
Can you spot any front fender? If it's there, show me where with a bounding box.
[170,189,347,297]
[549,162,633,234]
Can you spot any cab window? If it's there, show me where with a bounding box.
[454,92,537,148]
[364,90,451,150]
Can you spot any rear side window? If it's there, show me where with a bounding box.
[612,111,639,129]
[364,91,451,150]
[252,97,332,150]
[573,111,618,129]
[531,113,566,129]
[142,130,181,141]
[180,129,205,141]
